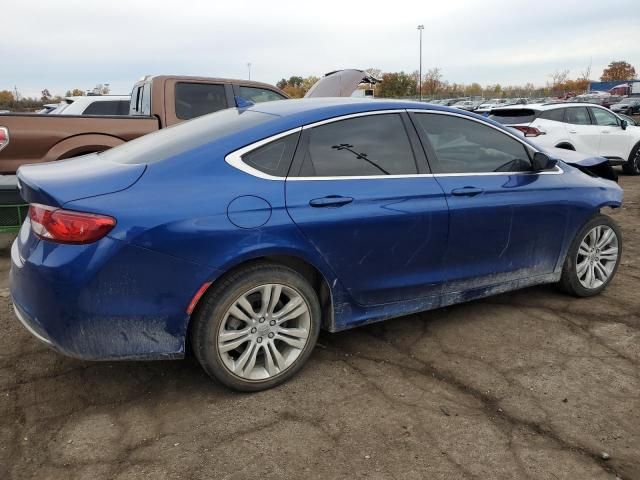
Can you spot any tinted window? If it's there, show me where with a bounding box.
[538,108,565,122]
[489,109,538,124]
[414,113,532,174]
[239,86,286,103]
[82,100,130,116]
[175,83,227,120]
[298,114,417,177]
[241,133,299,177]
[103,108,273,165]
[591,108,619,126]
[565,107,591,125]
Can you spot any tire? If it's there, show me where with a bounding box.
[559,214,622,297]
[190,262,321,392]
[622,143,640,176]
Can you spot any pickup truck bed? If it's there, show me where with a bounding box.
[0,114,159,174]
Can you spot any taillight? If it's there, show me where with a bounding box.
[512,126,545,137]
[0,127,8,152]
[28,203,115,244]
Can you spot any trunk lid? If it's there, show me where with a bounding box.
[304,69,380,98]
[17,153,146,207]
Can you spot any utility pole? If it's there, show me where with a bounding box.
[247,63,252,81]
[417,25,424,101]
[13,85,19,101]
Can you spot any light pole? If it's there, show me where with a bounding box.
[247,63,252,81]
[417,25,424,101]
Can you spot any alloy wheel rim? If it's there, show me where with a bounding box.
[576,225,619,290]
[217,284,311,381]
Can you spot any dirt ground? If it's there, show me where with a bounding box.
[1,175,638,480]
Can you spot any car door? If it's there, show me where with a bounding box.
[410,111,568,293]
[563,106,600,154]
[589,106,632,161]
[285,111,450,306]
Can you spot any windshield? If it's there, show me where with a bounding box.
[102,108,275,165]
[621,98,637,104]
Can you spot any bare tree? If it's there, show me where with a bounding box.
[549,69,570,88]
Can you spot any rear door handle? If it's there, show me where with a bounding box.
[568,129,577,134]
[451,187,484,197]
[601,130,610,134]
[309,195,354,208]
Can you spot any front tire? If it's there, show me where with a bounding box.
[559,215,622,297]
[191,262,321,392]
[622,143,640,176]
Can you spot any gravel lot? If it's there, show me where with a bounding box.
[1,175,638,480]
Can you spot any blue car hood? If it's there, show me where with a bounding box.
[17,153,146,207]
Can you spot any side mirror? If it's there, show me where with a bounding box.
[621,119,628,130]
[532,152,557,171]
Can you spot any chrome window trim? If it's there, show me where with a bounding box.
[224,127,302,181]
[225,109,564,181]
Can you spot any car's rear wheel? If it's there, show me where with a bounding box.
[622,143,640,175]
[191,263,320,392]
[559,215,622,297]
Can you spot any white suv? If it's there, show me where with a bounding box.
[489,102,640,175]
[49,95,130,116]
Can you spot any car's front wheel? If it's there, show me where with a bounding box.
[559,215,622,297]
[191,262,320,392]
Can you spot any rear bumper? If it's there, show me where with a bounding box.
[10,225,217,360]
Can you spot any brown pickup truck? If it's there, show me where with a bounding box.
[0,75,287,174]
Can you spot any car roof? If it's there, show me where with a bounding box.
[244,97,486,124]
[65,95,130,102]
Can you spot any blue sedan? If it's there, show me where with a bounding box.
[10,98,623,391]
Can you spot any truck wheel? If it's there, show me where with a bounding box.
[559,215,622,297]
[190,262,321,392]
[622,143,640,175]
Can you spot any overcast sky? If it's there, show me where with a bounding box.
[2,0,639,97]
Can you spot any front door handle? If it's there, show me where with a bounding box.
[451,187,484,197]
[309,195,354,208]
[568,129,577,134]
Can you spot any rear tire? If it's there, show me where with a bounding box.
[190,262,321,392]
[559,215,622,297]
[622,143,640,175]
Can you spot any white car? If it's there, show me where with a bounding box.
[489,102,640,175]
[475,98,509,113]
[49,95,130,116]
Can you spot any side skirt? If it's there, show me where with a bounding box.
[327,272,561,332]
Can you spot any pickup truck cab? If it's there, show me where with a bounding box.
[0,75,288,174]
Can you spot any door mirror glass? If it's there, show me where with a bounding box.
[532,152,557,171]
[621,119,628,130]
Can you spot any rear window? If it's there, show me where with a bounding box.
[102,108,274,165]
[489,109,537,124]
[82,100,130,116]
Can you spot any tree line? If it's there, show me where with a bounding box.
[1,61,636,112]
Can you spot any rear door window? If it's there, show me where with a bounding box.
[489,109,538,124]
[238,86,286,103]
[537,108,565,122]
[565,107,591,125]
[297,114,418,177]
[175,83,227,120]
